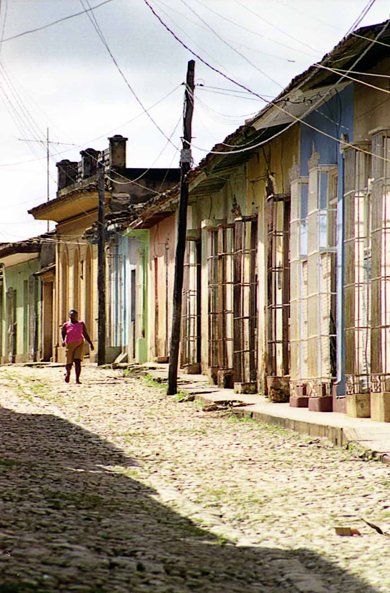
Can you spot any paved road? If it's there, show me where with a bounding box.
[0,365,389,592]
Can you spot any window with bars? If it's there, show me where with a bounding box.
[267,196,290,379]
[181,238,201,371]
[344,146,372,394]
[306,165,338,385]
[234,216,258,390]
[290,159,338,394]
[370,131,390,391]
[207,225,235,380]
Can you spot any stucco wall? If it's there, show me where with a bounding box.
[149,215,176,361]
[354,57,390,142]
[1,258,41,362]
[55,212,98,362]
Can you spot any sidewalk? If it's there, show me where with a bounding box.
[142,363,390,464]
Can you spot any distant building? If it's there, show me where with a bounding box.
[29,135,180,363]
[0,234,55,363]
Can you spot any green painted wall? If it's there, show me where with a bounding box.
[1,258,41,362]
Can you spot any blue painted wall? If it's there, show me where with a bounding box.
[300,84,354,174]
[300,83,354,395]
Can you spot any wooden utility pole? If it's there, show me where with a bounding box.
[167,59,195,395]
[97,160,106,365]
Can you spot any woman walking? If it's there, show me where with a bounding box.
[61,309,94,384]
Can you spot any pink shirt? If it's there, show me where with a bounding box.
[63,321,84,343]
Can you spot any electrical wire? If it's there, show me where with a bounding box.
[231,0,321,55]
[179,0,284,91]
[327,68,390,78]
[0,0,8,54]
[352,31,390,48]
[314,63,390,95]
[266,0,343,33]
[0,63,61,182]
[79,0,179,152]
[197,87,264,102]
[153,0,243,86]
[346,0,377,36]
[143,0,390,165]
[199,84,275,98]
[1,0,113,43]
[195,95,259,123]
[191,0,320,59]
[0,83,182,168]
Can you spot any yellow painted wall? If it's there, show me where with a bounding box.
[55,211,98,362]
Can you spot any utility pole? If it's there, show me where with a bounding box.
[19,130,74,232]
[97,160,106,366]
[46,128,50,232]
[167,59,195,395]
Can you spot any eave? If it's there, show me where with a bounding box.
[28,185,108,223]
[0,251,40,267]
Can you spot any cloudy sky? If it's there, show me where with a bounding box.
[0,0,388,241]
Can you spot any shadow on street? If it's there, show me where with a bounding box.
[0,405,379,592]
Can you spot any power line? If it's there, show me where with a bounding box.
[153,0,244,85]
[143,0,389,164]
[352,31,390,48]
[327,68,390,78]
[346,0,377,36]
[0,0,8,54]
[1,0,113,43]
[231,0,321,55]
[0,83,182,168]
[179,0,284,91]
[79,0,179,151]
[191,0,319,59]
[315,63,390,95]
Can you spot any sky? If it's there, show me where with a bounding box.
[0,0,388,241]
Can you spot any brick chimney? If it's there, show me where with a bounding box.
[80,148,100,179]
[56,159,78,190]
[108,135,127,168]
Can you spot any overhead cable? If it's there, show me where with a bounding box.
[143,0,390,164]
[2,0,113,43]
[179,0,284,90]
[231,0,321,55]
[191,0,319,59]
[315,63,390,95]
[79,0,179,151]
[0,83,182,168]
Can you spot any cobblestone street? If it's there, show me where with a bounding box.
[0,365,389,592]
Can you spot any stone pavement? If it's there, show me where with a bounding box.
[143,363,390,463]
[0,364,390,592]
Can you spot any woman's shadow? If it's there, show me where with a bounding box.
[0,405,379,593]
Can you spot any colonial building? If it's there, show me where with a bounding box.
[29,135,180,363]
[0,234,55,363]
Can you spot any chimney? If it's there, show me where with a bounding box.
[109,135,127,168]
[80,148,100,179]
[56,159,78,190]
